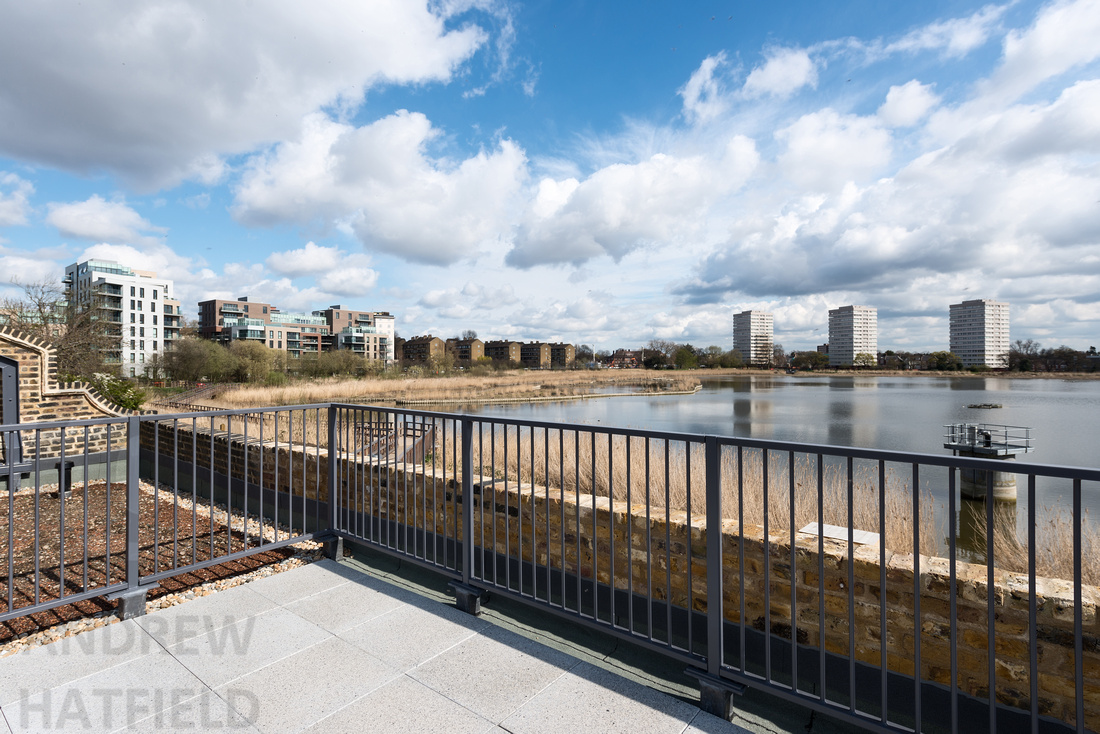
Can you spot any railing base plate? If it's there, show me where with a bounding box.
[107,585,157,621]
[686,669,745,721]
[449,581,487,616]
[323,536,344,561]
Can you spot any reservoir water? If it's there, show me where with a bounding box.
[463,374,1100,545]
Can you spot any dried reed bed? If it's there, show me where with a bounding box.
[458,425,941,557]
[210,371,699,409]
[980,503,1100,586]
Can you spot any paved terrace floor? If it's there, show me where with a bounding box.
[0,550,861,733]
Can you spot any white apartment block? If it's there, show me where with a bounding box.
[64,259,182,377]
[732,310,774,366]
[949,299,1010,368]
[828,305,877,366]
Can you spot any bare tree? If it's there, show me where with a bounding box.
[1,280,118,378]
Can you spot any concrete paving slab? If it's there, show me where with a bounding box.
[136,585,277,647]
[301,675,495,734]
[338,599,489,671]
[499,660,699,734]
[283,577,405,634]
[408,624,579,722]
[115,689,261,733]
[0,620,157,706]
[215,636,399,734]
[684,710,755,734]
[166,606,329,689]
[4,648,203,733]
[244,558,365,604]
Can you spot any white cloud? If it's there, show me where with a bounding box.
[884,3,1007,57]
[983,0,1100,104]
[680,53,729,124]
[0,172,33,227]
[878,81,940,127]
[265,242,379,296]
[234,111,527,265]
[46,196,166,245]
[776,110,893,190]
[742,48,817,99]
[265,242,345,276]
[0,2,491,189]
[508,135,759,267]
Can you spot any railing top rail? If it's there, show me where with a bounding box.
[139,403,334,421]
[0,416,131,432]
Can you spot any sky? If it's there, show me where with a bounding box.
[0,0,1098,353]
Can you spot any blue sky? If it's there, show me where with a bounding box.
[0,0,1098,352]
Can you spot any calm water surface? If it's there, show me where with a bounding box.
[464,375,1100,540]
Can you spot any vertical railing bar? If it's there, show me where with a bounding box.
[492,424,498,587]
[705,436,722,677]
[1074,477,1083,734]
[191,417,197,565]
[83,426,90,589]
[301,411,307,542]
[986,469,995,734]
[258,413,265,548]
[431,417,437,566]
[243,416,249,552]
[553,427,562,607]
[480,423,487,583]
[664,440,672,647]
[58,427,66,597]
[274,411,280,544]
[574,429,581,613]
[529,425,536,598]
[763,447,771,681]
[33,429,40,604]
[288,410,295,542]
[518,426,526,597]
[627,435,634,633]
[314,408,320,539]
[686,440,694,653]
[949,466,958,729]
[226,415,232,558]
[790,449,798,691]
[105,425,112,587]
[505,424,511,592]
[209,414,215,560]
[6,430,13,610]
[609,433,616,625]
[879,459,887,721]
[591,430,597,622]
[817,452,825,701]
[740,445,747,672]
[151,421,157,574]
[327,406,338,550]
[847,455,855,713]
[403,414,410,556]
[646,436,653,641]
[461,417,473,586]
[912,463,922,733]
[125,417,140,594]
[1028,473,1038,734]
[545,427,551,605]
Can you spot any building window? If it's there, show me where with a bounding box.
[139,327,145,337]
[130,340,136,349]
[140,353,145,363]
[152,328,157,338]
[130,367,135,377]
[244,305,249,313]
[130,313,135,323]
[153,290,157,300]
[130,299,135,309]
[140,340,145,350]
[153,341,157,351]
[130,353,135,362]
[153,315,157,325]
[140,314,145,324]
[262,306,268,314]
[140,288,145,298]
[130,326,135,336]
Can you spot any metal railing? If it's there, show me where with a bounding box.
[2,403,1098,733]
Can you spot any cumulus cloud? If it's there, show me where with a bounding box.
[0,2,490,189]
[265,242,379,295]
[234,111,526,265]
[776,110,893,190]
[46,196,166,246]
[0,172,33,226]
[742,48,817,99]
[878,81,940,127]
[508,135,759,267]
[680,53,729,124]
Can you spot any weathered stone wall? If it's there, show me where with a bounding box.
[0,326,143,464]
[143,419,1098,730]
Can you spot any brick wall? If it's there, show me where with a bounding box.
[0,326,144,462]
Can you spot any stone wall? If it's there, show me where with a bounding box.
[142,419,1098,730]
[0,326,141,464]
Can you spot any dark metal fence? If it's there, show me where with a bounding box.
[3,402,1098,733]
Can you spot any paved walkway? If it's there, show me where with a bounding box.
[0,555,855,733]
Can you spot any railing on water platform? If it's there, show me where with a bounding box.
[2,403,1098,733]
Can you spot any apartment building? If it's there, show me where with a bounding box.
[520,342,551,369]
[198,297,274,342]
[732,310,774,367]
[549,343,576,367]
[402,335,445,364]
[314,306,395,365]
[484,340,522,364]
[64,259,181,377]
[445,337,485,363]
[828,305,877,367]
[949,299,1010,368]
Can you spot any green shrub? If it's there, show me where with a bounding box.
[87,372,146,410]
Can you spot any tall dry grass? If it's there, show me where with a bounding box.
[211,371,699,409]
[977,503,1100,586]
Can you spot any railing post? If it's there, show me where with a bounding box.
[323,404,342,560]
[112,416,148,619]
[450,416,485,615]
[688,436,744,718]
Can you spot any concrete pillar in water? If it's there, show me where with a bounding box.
[958,450,1018,501]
